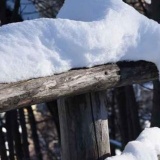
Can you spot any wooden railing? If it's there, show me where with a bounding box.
[0,60,158,160]
[0,61,158,113]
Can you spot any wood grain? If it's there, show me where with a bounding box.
[58,92,110,160]
[0,61,158,112]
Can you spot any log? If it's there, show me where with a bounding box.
[58,92,110,160]
[0,61,158,112]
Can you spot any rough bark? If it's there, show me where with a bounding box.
[0,61,158,112]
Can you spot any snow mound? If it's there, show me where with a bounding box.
[106,127,160,160]
[0,0,160,82]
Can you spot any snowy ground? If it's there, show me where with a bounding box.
[107,127,160,160]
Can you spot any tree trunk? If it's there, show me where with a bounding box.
[0,0,6,25]
[11,0,20,22]
[27,106,43,160]
[58,92,110,160]
[0,124,7,159]
[46,101,61,143]
[19,108,30,159]
[151,80,160,127]
[147,0,160,23]
[12,110,23,160]
[116,87,130,147]
[125,85,141,139]
[116,85,141,147]
[6,111,14,160]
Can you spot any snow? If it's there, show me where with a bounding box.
[0,0,160,82]
[144,0,152,4]
[106,127,160,160]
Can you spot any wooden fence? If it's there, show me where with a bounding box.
[0,60,158,160]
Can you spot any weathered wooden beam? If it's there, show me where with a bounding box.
[58,92,110,160]
[0,61,158,112]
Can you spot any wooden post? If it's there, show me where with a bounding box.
[58,91,110,160]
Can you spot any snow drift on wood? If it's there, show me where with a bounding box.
[0,0,160,82]
[106,127,160,160]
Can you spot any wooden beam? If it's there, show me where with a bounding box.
[58,92,110,160]
[0,61,158,112]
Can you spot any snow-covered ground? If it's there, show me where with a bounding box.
[107,127,160,160]
[0,0,160,83]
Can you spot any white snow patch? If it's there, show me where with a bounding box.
[106,127,160,160]
[0,0,160,82]
[144,0,152,5]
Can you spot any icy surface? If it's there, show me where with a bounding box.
[106,127,160,160]
[0,0,160,82]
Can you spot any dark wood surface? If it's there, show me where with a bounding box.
[58,92,110,160]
